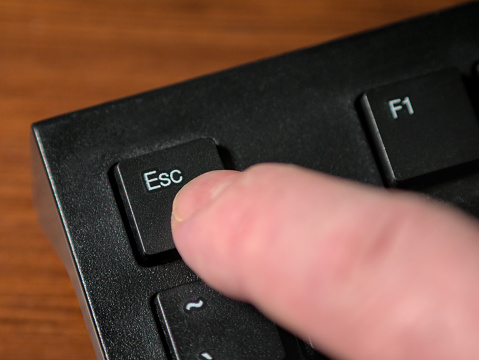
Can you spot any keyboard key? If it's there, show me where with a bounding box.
[155,281,286,360]
[114,139,224,263]
[360,68,479,186]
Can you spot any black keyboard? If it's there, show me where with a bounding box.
[31,3,479,359]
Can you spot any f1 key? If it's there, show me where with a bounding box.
[361,68,479,186]
[114,139,224,264]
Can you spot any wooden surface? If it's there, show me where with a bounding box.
[0,0,469,358]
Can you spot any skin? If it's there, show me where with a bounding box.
[171,163,479,360]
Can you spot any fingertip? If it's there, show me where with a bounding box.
[171,170,239,224]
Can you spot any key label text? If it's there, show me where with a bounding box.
[143,169,183,191]
[388,97,414,119]
[185,298,205,312]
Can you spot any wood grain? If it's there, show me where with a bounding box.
[0,0,468,358]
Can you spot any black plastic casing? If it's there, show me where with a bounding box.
[31,3,479,359]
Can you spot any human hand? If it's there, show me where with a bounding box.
[171,163,479,360]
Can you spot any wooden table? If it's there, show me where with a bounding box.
[0,0,468,358]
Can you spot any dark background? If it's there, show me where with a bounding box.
[0,0,468,359]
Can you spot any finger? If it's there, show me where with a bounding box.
[171,163,479,360]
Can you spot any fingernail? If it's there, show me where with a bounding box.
[172,170,239,223]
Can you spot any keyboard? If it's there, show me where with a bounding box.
[31,3,479,359]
